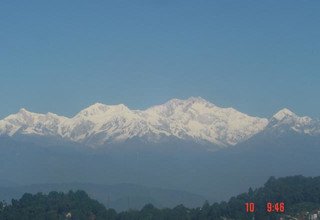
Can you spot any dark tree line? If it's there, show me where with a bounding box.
[1,175,320,220]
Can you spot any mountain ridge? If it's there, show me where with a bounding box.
[0,97,319,148]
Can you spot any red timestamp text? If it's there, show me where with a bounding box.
[266,202,285,213]
[245,202,255,213]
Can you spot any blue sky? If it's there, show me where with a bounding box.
[1,1,319,118]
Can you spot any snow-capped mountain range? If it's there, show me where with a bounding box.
[0,97,319,147]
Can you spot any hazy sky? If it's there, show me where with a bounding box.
[1,1,319,119]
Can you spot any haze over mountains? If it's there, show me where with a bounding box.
[0,97,319,209]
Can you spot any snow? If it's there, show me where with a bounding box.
[143,97,268,146]
[273,108,296,121]
[268,108,317,135]
[0,97,317,147]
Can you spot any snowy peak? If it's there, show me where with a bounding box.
[76,103,130,117]
[272,108,297,121]
[145,98,268,146]
[64,103,149,144]
[18,108,30,114]
[0,109,67,137]
[271,108,312,124]
[146,97,216,118]
[182,96,214,106]
[267,108,318,135]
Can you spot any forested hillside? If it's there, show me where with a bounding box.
[1,176,320,220]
